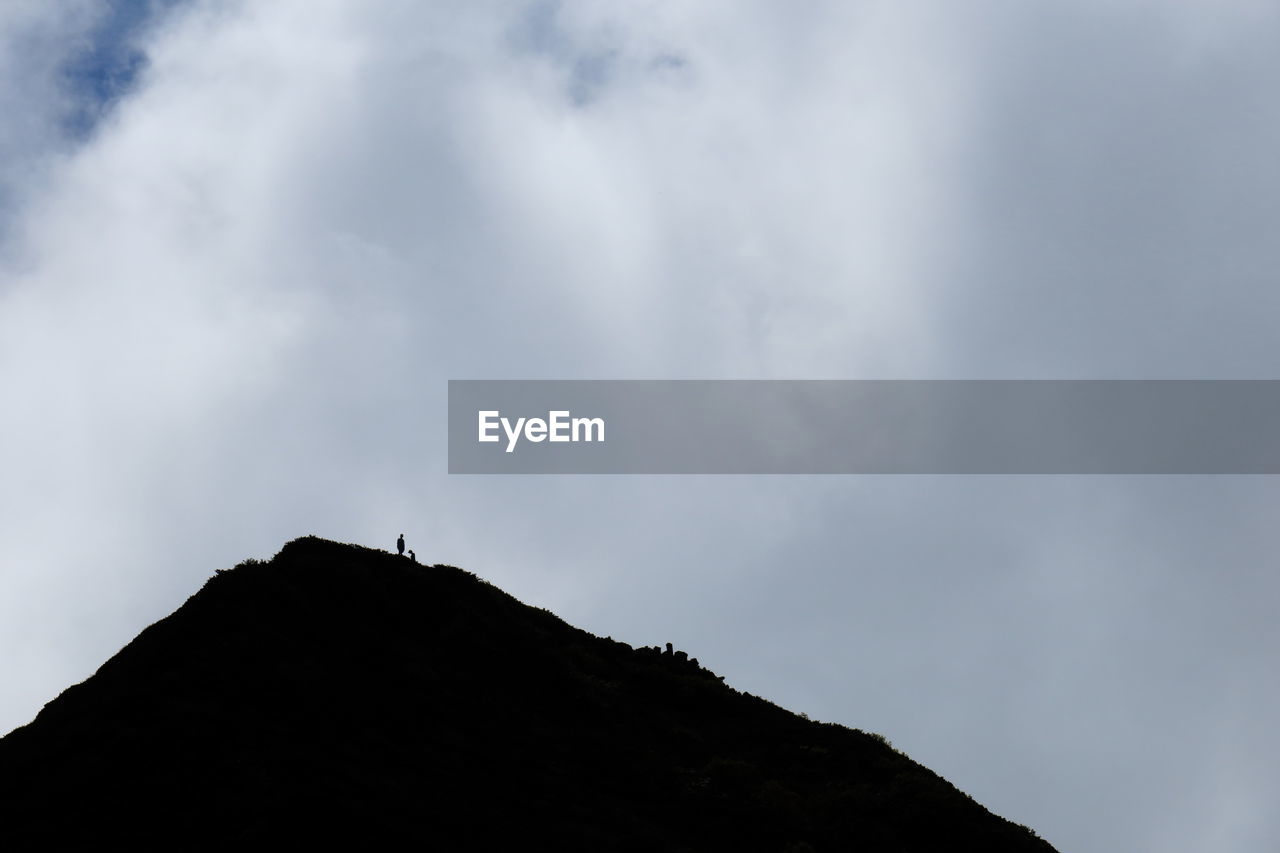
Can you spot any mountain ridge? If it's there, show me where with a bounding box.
[0,536,1058,851]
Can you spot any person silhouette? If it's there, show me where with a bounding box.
[397,534,405,556]
[408,549,417,563]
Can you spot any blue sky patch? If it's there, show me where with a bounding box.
[59,0,187,140]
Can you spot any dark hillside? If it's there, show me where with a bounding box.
[0,537,1057,851]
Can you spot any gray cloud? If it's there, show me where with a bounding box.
[2,3,1278,850]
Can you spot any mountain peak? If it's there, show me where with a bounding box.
[0,537,1056,851]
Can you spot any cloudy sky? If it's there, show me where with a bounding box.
[3,1,1279,849]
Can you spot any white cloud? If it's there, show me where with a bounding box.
[2,3,1279,851]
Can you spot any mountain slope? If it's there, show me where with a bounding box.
[0,536,1057,851]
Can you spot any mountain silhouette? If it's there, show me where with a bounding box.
[0,536,1058,851]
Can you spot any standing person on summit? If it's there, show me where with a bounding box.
[397,533,405,556]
